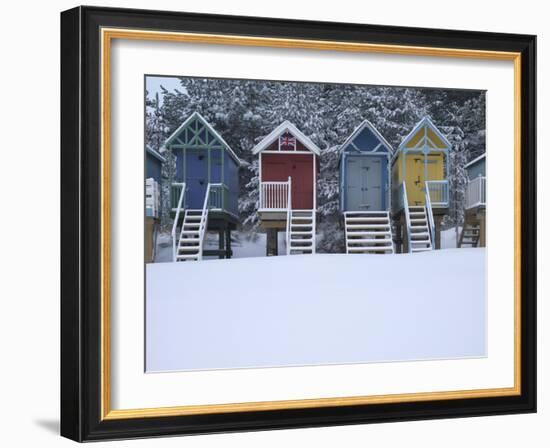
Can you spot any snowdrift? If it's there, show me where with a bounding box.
[146,249,486,372]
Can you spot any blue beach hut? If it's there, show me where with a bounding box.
[161,112,241,261]
[339,119,394,254]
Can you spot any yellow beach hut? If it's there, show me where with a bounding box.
[391,117,451,253]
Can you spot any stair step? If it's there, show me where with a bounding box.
[345,216,388,221]
[348,238,393,244]
[347,231,392,237]
[346,224,390,230]
[178,244,200,249]
[348,246,393,252]
[411,243,431,248]
[176,255,200,260]
[179,237,200,242]
[411,248,431,253]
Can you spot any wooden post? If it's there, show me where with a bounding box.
[266,229,278,256]
[225,228,232,258]
[400,212,408,253]
[434,215,443,250]
[479,210,486,247]
[218,229,225,259]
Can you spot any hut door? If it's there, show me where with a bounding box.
[186,149,208,209]
[364,158,382,211]
[291,155,314,209]
[406,154,426,206]
[346,158,382,211]
[346,158,363,211]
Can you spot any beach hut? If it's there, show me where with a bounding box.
[461,153,486,247]
[339,120,394,254]
[145,146,165,262]
[253,121,320,256]
[162,112,241,261]
[391,117,451,253]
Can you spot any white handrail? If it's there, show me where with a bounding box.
[402,182,412,253]
[260,181,290,209]
[425,180,449,207]
[197,183,212,261]
[424,181,436,246]
[171,182,186,262]
[286,177,292,256]
[465,176,486,209]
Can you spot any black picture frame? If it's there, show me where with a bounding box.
[61,5,536,442]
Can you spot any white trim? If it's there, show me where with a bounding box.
[339,119,394,155]
[313,153,317,211]
[160,111,242,165]
[398,116,452,153]
[465,153,486,169]
[260,150,315,155]
[146,145,166,163]
[251,121,321,156]
[259,152,263,185]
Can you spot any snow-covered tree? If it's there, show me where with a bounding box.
[145,77,485,251]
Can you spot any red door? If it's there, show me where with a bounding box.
[262,153,314,209]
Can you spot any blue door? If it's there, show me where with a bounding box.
[186,149,208,209]
[346,156,383,211]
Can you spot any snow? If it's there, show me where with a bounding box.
[146,249,486,372]
[154,231,287,262]
[441,227,461,249]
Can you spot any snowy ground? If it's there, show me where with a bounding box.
[146,248,486,372]
[441,227,462,249]
[155,227,461,262]
[154,231,287,262]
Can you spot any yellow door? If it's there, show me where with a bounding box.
[405,152,444,205]
[405,153,425,205]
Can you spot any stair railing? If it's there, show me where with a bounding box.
[197,183,212,261]
[424,181,436,248]
[402,182,412,253]
[171,182,186,262]
[311,210,316,254]
[286,176,292,256]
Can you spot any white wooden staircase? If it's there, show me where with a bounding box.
[175,209,208,261]
[287,210,316,255]
[171,183,210,262]
[344,211,394,254]
[406,206,433,252]
[458,223,480,248]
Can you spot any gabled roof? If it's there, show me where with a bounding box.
[251,121,321,156]
[340,119,393,155]
[465,153,486,169]
[398,116,452,153]
[146,145,166,163]
[160,111,242,165]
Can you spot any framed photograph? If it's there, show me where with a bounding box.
[60,6,536,442]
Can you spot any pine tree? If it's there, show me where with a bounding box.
[145,76,485,251]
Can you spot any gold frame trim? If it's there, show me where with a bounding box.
[100,28,522,421]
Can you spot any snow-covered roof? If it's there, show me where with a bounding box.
[398,116,452,152]
[146,145,166,163]
[251,121,321,156]
[160,111,242,166]
[339,119,393,155]
[465,153,486,168]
